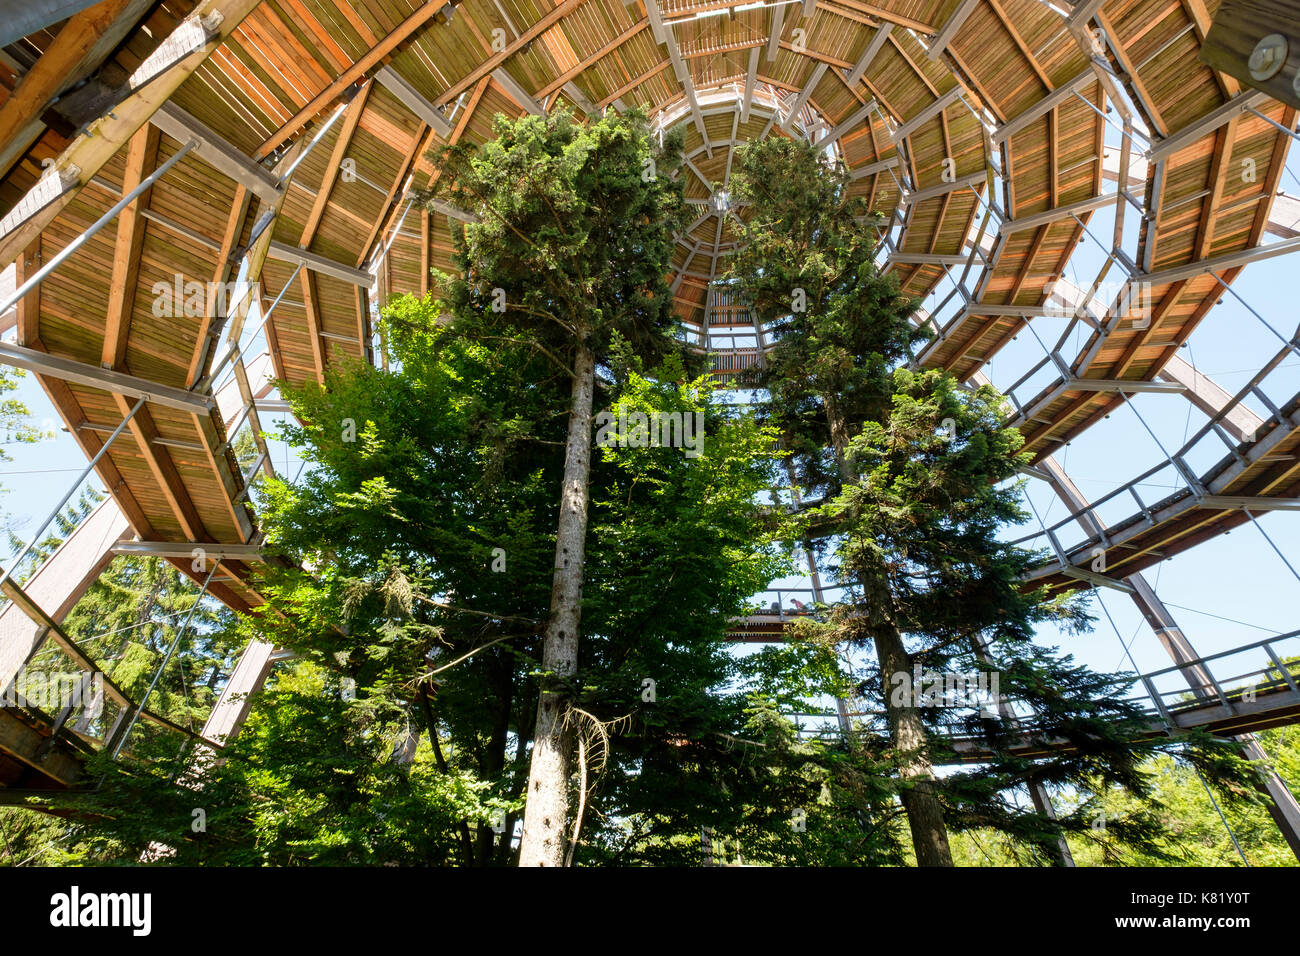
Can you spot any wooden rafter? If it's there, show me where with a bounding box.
[538,19,649,100]
[257,0,447,158]
[434,0,587,108]
[986,0,1052,90]
[102,123,160,373]
[359,125,432,269]
[299,84,372,250]
[112,393,210,543]
[187,184,254,388]
[1193,116,1235,261]
[1097,10,1169,136]
[0,0,151,180]
[0,0,264,269]
[14,241,41,347]
[300,269,327,387]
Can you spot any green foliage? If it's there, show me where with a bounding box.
[0,367,47,461]
[421,107,691,370]
[723,122,1261,866]
[726,136,924,495]
[6,116,1294,871]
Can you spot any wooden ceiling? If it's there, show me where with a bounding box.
[0,0,1295,607]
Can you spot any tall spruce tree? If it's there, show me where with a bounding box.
[425,108,689,865]
[726,137,1259,866]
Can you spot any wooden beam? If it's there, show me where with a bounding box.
[0,0,264,270]
[190,408,255,542]
[0,0,151,180]
[598,60,673,109]
[434,0,586,108]
[300,269,327,386]
[1194,116,1236,260]
[102,124,160,372]
[1096,10,1169,137]
[833,0,934,32]
[14,241,41,347]
[0,497,128,695]
[1199,0,1299,108]
[780,63,828,130]
[112,395,210,543]
[300,84,371,249]
[258,1,452,158]
[986,0,1052,88]
[359,126,431,269]
[538,19,649,100]
[1181,0,1239,98]
[187,185,253,388]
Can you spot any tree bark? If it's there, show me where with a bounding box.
[518,341,596,866]
[822,393,954,867]
[872,616,954,866]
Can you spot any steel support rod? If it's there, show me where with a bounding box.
[276,99,352,188]
[0,140,198,317]
[0,395,145,593]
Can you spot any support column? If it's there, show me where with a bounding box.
[201,639,275,746]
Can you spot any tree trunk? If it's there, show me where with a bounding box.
[822,393,953,867]
[872,617,954,866]
[519,341,596,867]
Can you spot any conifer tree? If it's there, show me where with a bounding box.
[726,136,1258,866]
[425,108,689,865]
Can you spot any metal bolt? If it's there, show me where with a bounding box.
[1248,34,1288,81]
